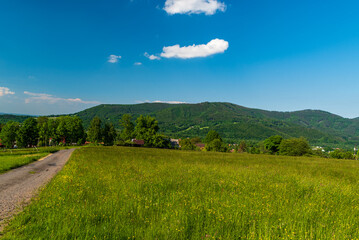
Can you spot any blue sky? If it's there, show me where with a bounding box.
[1,0,359,117]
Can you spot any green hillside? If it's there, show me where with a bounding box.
[0,114,30,124]
[72,102,354,146]
[1,102,358,147]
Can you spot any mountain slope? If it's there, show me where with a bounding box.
[73,102,352,145]
[1,102,358,146]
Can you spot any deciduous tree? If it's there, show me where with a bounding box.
[0,121,19,148]
[87,117,102,144]
[17,118,39,148]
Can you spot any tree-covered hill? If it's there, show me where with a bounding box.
[0,114,30,124]
[71,102,356,146]
[1,102,358,147]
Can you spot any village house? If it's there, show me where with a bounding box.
[131,139,145,146]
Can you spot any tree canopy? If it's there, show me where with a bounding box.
[264,135,283,154]
[87,117,102,144]
[279,137,310,156]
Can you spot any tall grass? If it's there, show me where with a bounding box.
[3,146,359,239]
[0,147,60,174]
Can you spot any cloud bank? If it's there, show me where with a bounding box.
[164,0,226,15]
[108,54,122,63]
[0,87,15,96]
[24,91,100,105]
[160,38,228,59]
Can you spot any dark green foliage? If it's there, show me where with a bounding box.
[206,138,228,152]
[312,149,329,158]
[38,117,50,146]
[149,134,172,148]
[87,117,102,144]
[55,116,85,145]
[204,130,227,152]
[63,102,355,147]
[17,118,39,148]
[204,130,222,143]
[119,114,134,141]
[0,114,29,124]
[3,102,359,147]
[103,123,117,146]
[264,135,283,154]
[180,138,196,150]
[190,137,201,145]
[237,140,247,153]
[0,121,20,148]
[279,137,311,156]
[134,115,159,147]
[329,150,355,160]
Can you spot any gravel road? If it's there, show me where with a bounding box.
[0,148,75,230]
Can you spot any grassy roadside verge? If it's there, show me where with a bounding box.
[3,146,359,239]
[0,147,63,174]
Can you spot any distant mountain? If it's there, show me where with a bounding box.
[0,114,32,124]
[1,102,358,147]
[72,102,358,147]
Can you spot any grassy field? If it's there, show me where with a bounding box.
[0,147,60,174]
[3,147,359,239]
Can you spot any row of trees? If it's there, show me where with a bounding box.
[76,114,171,148]
[180,131,356,160]
[263,135,311,156]
[0,114,356,160]
[0,114,172,149]
[117,114,171,148]
[0,116,85,148]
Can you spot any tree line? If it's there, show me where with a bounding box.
[0,116,85,148]
[0,114,172,149]
[0,114,356,160]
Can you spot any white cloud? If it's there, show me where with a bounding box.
[137,100,187,104]
[134,62,142,66]
[160,38,228,59]
[144,52,161,60]
[164,0,226,15]
[108,54,122,63]
[24,91,99,105]
[0,87,15,97]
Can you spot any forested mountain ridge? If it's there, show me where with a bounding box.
[72,102,358,146]
[1,102,358,147]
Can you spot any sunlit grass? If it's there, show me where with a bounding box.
[3,146,359,239]
[0,147,60,174]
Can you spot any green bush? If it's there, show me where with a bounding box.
[329,149,355,160]
[279,137,310,156]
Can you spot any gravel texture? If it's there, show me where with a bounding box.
[0,148,75,231]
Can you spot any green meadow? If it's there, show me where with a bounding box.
[0,147,60,174]
[3,146,359,239]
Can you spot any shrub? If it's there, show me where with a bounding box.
[279,137,310,156]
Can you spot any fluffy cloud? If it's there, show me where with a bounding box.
[108,54,122,63]
[134,62,142,66]
[164,0,226,15]
[0,87,15,96]
[160,38,228,59]
[24,91,99,105]
[144,52,161,60]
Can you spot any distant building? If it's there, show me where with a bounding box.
[131,139,145,146]
[312,146,325,152]
[170,139,180,148]
[195,143,206,150]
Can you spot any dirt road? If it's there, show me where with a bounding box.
[0,148,75,230]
